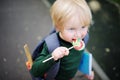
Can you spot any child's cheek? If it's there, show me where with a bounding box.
[82,31,88,39]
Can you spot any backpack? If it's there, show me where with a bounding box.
[31,28,89,80]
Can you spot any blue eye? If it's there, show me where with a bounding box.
[69,28,75,30]
[67,28,75,32]
[81,26,85,28]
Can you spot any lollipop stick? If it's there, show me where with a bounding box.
[42,46,74,63]
[42,56,54,63]
[68,46,74,50]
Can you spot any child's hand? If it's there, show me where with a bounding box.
[85,71,94,80]
[52,47,69,61]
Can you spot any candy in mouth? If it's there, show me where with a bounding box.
[72,38,85,50]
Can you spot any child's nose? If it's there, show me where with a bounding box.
[74,31,82,38]
[74,31,79,38]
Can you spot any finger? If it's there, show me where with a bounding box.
[55,50,64,59]
[59,47,67,56]
[64,48,69,56]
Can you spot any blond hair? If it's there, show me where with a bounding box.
[50,0,92,29]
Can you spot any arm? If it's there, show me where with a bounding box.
[30,43,69,77]
[30,43,56,77]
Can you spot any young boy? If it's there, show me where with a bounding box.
[30,0,93,80]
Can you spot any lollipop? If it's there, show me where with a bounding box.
[72,38,85,51]
[42,38,85,63]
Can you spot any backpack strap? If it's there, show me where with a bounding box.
[32,28,56,61]
[45,33,60,53]
[44,33,60,80]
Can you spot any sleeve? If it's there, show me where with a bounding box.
[30,43,56,77]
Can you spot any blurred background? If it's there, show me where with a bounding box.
[0,0,120,80]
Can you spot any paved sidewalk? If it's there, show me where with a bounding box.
[0,0,52,80]
[1,0,119,80]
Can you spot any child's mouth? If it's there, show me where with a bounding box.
[72,38,77,42]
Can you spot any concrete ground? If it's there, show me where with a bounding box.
[0,0,119,80]
[0,0,52,80]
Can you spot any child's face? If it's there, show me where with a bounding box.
[59,15,88,43]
